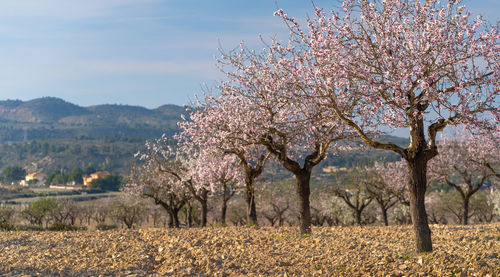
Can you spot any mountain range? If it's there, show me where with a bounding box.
[0,97,187,143]
[0,97,408,176]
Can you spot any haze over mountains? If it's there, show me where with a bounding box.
[0,97,186,143]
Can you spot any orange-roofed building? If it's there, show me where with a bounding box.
[83,171,111,187]
[25,172,47,182]
[22,172,48,186]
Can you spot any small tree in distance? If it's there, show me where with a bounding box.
[125,137,191,228]
[373,160,410,209]
[192,151,243,225]
[429,131,499,225]
[111,196,145,229]
[331,169,374,226]
[365,163,403,226]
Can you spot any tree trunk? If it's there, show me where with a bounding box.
[245,181,258,225]
[221,197,228,225]
[406,157,433,252]
[125,218,133,229]
[171,209,180,228]
[167,211,174,228]
[153,213,158,227]
[200,199,208,227]
[296,171,312,234]
[186,203,193,228]
[463,195,469,225]
[355,209,362,226]
[379,202,389,226]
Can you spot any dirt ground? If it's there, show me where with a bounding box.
[0,223,498,276]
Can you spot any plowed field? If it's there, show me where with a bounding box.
[0,224,498,276]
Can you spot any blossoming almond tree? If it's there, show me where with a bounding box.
[331,168,374,226]
[179,96,270,225]
[373,161,410,207]
[276,0,499,251]
[428,131,499,225]
[257,177,294,227]
[126,161,189,228]
[214,41,354,234]
[364,163,403,226]
[125,136,196,228]
[192,150,244,225]
[469,130,500,179]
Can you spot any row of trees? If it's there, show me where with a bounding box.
[128,0,499,253]
[125,131,499,247]
[0,197,146,230]
[3,176,497,232]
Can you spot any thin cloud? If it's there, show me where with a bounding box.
[80,60,221,79]
[0,0,161,19]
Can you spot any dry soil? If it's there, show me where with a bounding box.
[0,224,498,276]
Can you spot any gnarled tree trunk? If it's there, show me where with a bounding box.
[245,181,258,225]
[406,150,433,252]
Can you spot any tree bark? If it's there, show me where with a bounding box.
[406,157,433,252]
[382,204,389,226]
[462,196,469,225]
[245,179,258,225]
[156,197,183,228]
[221,196,228,225]
[167,211,174,228]
[171,209,180,228]
[233,152,268,226]
[380,204,389,226]
[200,199,208,227]
[355,209,362,226]
[296,171,312,234]
[186,202,193,228]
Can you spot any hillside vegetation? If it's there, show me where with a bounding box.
[0,97,408,175]
[0,97,187,143]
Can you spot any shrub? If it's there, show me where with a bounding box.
[48,223,81,231]
[15,225,44,231]
[0,207,15,231]
[96,223,117,230]
[22,198,59,227]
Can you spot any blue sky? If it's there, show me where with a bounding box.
[0,0,498,109]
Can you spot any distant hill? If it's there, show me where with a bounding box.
[0,137,144,175]
[0,97,90,123]
[0,97,187,143]
[0,97,410,177]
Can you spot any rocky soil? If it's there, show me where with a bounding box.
[0,224,498,276]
